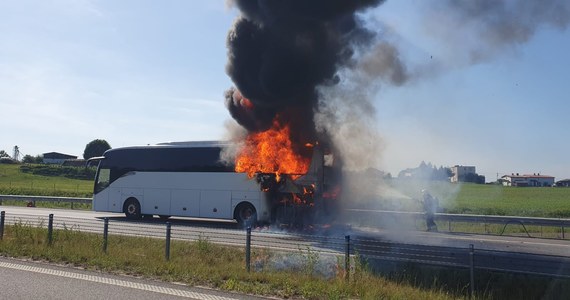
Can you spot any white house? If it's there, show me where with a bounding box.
[501,173,555,187]
[450,165,477,183]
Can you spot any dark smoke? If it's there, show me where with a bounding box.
[223,0,570,170]
[225,0,386,145]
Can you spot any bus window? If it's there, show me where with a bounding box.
[95,168,110,194]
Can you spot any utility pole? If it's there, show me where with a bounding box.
[12,146,20,162]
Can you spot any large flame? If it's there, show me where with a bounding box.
[235,118,311,180]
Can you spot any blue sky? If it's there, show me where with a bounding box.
[1,0,569,182]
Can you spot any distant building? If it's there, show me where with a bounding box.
[555,179,570,187]
[501,173,555,187]
[43,152,77,165]
[450,165,476,183]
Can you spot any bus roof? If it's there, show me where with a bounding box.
[155,140,232,147]
[101,141,232,154]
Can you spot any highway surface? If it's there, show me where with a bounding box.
[1,206,569,255]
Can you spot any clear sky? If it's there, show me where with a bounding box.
[1,0,569,182]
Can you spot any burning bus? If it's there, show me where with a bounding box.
[89,139,340,228]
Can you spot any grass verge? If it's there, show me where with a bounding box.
[0,223,458,300]
[1,223,569,299]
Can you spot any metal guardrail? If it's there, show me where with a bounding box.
[0,195,92,205]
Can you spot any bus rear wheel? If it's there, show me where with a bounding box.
[235,203,257,229]
[124,198,142,220]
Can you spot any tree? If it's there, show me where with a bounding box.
[83,139,111,159]
[0,150,10,158]
[22,154,43,164]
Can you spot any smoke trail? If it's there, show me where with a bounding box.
[421,0,570,64]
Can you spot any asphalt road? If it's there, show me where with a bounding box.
[0,257,266,300]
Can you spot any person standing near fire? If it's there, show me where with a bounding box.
[421,189,438,232]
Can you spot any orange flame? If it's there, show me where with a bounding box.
[235,118,311,180]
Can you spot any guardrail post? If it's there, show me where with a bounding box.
[562,226,565,239]
[245,227,251,272]
[469,244,475,298]
[165,222,171,261]
[103,218,109,253]
[0,211,5,240]
[345,235,350,281]
[47,214,54,245]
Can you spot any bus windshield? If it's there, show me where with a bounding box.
[94,167,110,194]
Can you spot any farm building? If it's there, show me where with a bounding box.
[501,173,555,187]
[42,152,77,164]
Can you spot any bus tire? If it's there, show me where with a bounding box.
[234,202,257,229]
[124,198,142,220]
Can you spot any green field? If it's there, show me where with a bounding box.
[446,183,570,217]
[349,178,570,218]
[416,181,570,218]
[0,164,93,197]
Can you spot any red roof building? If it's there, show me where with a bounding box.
[501,173,555,187]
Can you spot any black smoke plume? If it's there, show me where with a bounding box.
[225,0,385,145]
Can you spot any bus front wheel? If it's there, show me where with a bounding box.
[235,203,257,229]
[124,198,142,220]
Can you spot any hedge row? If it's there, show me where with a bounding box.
[19,165,96,180]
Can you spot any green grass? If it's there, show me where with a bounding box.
[0,164,93,198]
[386,180,570,218]
[449,184,570,217]
[0,223,459,300]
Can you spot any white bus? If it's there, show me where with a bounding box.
[90,141,332,227]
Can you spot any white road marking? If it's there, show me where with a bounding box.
[0,261,237,300]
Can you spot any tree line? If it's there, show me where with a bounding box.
[0,139,111,164]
